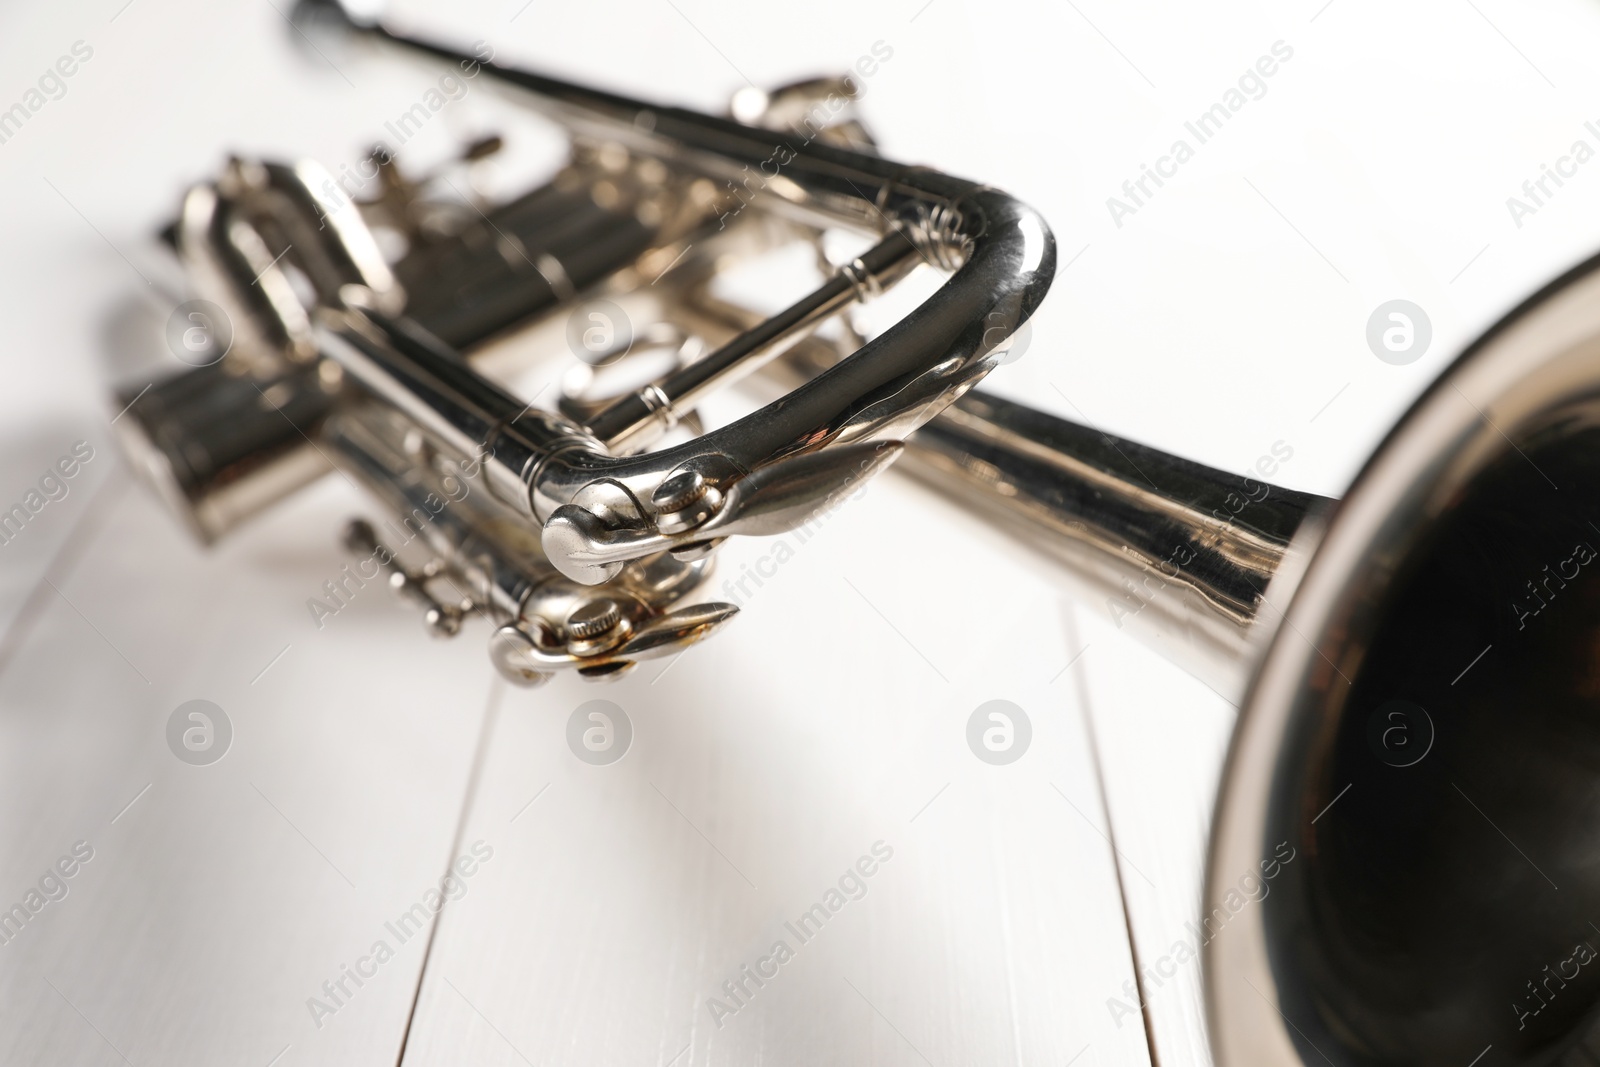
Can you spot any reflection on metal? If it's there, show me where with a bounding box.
[111,0,1053,684]
[105,5,1600,1066]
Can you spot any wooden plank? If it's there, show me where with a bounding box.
[1070,607,1238,1067]
[0,476,488,1066]
[398,478,1154,1067]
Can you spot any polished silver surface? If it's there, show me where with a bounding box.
[323,399,737,685]
[1206,255,1600,1067]
[887,257,1600,1065]
[302,0,1058,587]
[115,0,1054,684]
[898,390,1328,697]
[713,93,1600,1067]
[103,7,1600,1067]
[828,281,1600,1064]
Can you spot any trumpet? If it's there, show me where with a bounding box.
[117,0,1050,685]
[112,5,1600,1066]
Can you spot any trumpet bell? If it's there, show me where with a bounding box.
[1212,254,1600,1066]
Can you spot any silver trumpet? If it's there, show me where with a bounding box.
[112,5,1600,1066]
[117,3,1051,682]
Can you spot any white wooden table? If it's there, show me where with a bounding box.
[4,0,1597,1063]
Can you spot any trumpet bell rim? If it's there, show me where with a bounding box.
[1209,250,1600,1066]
